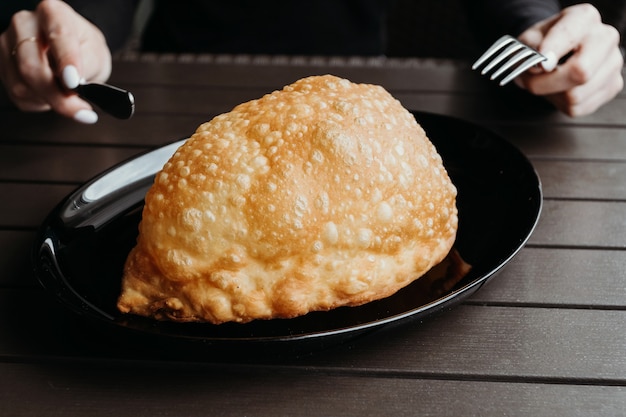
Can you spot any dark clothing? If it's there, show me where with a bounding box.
[471,0,560,43]
[474,0,626,48]
[3,1,623,57]
[142,0,388,55]
[61,0,139,51]
[0,0,38,33]
[65,0,563,55]
[61,0,389,54]
[0,0,138,51]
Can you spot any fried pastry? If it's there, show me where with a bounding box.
[117,75,458,324]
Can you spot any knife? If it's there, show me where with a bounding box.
[74,82,135,119]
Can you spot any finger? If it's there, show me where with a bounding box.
[550,49,624,116]
[0,6,97,122]
[0,57,51,112]
[0,10,58,110]
[538,4,602,59]
[37,0,83,88]
[8,35,97,123]
[26,73,98,122]
[522,24,620,96]
[3,9,36,49]
[540,51,558,72]
[0,55,51,112]
[518,14,560,49]
[547,74,622,117]
[53,95,99,123]
[517,15,560,74]
[5,10,51,82]
[25,1,99,122]
[7,82,52,112]
[561,24,621,85]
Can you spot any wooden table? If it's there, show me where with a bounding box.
[1,53,625,416]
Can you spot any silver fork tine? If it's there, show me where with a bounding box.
[471,35,517,70]
[489,49,535,80]
[472,34,548,86]
[480,43,525,75]
[499,54,547,86]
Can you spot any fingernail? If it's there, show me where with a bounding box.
[62,65,80,89]
[73,109,98,124]
[541,51,557,72]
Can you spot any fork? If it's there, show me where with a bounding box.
[472,35,556,86]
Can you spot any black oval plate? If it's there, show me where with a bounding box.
[33,111,542,353]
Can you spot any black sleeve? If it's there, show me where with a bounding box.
[65,0,141,51]
[467,0,561,47]
[0,0,39,33]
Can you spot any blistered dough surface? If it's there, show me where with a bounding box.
[118,75,458,324]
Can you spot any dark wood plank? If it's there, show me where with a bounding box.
[115,85,626,129]
[2,57,625,417]
[309,305,626,381]
[530,200,626,248]
[109,57,478,92]
[5,132,626,202]
[396,93,626,127]
[1,361,625,417]
[1,289,625,382]
[469,247,626,307]
[0,112,206,147]
[0,183,75,228]
[4,87,623,155]
[491,125,626,161]
[534,160,626,200]
[127,85,282,116]
[0,231,37,287]
[0,145,144,183]
[107,58,626,127]
[85,85,555,127]
[110,56,626,97]
[0,289,90,359]
[13,113,622,162]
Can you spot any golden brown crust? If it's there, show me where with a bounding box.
[117,75,458,324]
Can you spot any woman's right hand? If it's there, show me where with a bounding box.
[0,0,112,123]
[516,3,624,117]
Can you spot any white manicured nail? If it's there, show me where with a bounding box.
[73,109,98,124]
[62,65,80,89]
[541,51,557,72]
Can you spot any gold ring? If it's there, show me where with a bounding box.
[11,36,38,56]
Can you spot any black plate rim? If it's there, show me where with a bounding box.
[32,111,542,346]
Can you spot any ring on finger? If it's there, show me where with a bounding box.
[11,36,38,56]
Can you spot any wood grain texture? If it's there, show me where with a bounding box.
[0,231,36,287]
[0,145,144,183]
[530,200,626,248]
[0,112,206,147]
[0,183,75,228]
[1,362,625,417]
[1,57,625,417]
[534,160,626,200]
[1,290,625,383]
[492,125,626,161]
[469,247,626,307]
